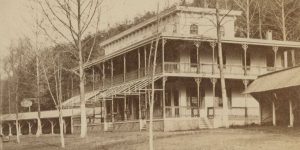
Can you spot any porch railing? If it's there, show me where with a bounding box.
[165,106,199,118]
[164,62,283,76]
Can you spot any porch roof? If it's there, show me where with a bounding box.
[244,66,300,94]
[62,75,162,107]
[1,108,97,121]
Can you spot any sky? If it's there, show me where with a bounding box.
[0,0,180,61]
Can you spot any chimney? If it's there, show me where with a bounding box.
[266,30,273,40]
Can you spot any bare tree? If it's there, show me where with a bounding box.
[233,0,258,38]
[41,51,65,148]
[215,0,229,128]
[5,39,31,143]
[267,0,300,66]
[255,0,267,39]
[38,0,102,138]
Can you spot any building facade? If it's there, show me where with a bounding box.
[65,6,300,132]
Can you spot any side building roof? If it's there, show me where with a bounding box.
[244,65,300,94]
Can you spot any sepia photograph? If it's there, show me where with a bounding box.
[1,0,300,149]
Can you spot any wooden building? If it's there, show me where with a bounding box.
[245,66,300,127]
[60,6,300,132]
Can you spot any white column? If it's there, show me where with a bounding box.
[63,119,67,134]
[70,117,74,134]
[210,42,216,74]
[27,121,32,135]
[8,123,12,136]
[194,40,201,73]
[289,100,294,127]
[272,100,276,126]
[243,80,249,125]
[242,44,248,75]
[284,51,288,68]
[272,47,278,70]
[259,101,262,125]
[195,78,202,117]
[18,123,22,135]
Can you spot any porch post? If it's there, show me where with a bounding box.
[162,39,166,73]
[243,80,249,125]
[272,100,276,126]
[210,42,216,74]
[138,49,141,78]
[283,51,288,68]
[102,63,107,126]
[124,54,126,82]
[26,121,32,135]
[194,40,201,73]
[259,101,263,125]
[195,78,202,117]
[112,97,114,123]
[70,117,74,134]
[144,46,147,76]
[210,78,217,112]
[111,59,113,86]
[138,92,141,120]
[242,44,248,75]
[162,77,167,121]
[19,122,22,135]
[124,95,127,121]
[48,119,54,134]
[272,46,278,70]
[131,98,134,120]
[291,50,296,66]
[289,99,294,127]
[63,119,66,134]
[8,122,12,136]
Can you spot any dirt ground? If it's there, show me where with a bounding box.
[2,126,300,150]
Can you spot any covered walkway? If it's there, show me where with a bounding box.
[245,66,300,127]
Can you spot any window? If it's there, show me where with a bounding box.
[165,89,171,106]
[173,23,177,33]
[190,47,197,64]
[266,53,275,67]
[186,86,197,107]
[190,24,198,34]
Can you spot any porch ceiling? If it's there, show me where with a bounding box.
[244,66,300,94]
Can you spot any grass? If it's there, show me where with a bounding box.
[2,126,300,150]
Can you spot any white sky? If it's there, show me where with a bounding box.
[0,0,180,61]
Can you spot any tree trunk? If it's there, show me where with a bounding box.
[258,5,263,39]
[281,0,287,41]
[77,0,87,138]
[36,56,42,137]
[216,0,229,128]
[15,92,20,143]
[58,58,65,148]
[246,0,250,38]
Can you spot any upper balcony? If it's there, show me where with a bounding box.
[164,62,282,79]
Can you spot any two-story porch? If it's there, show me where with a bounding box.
[64,35,299,132]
